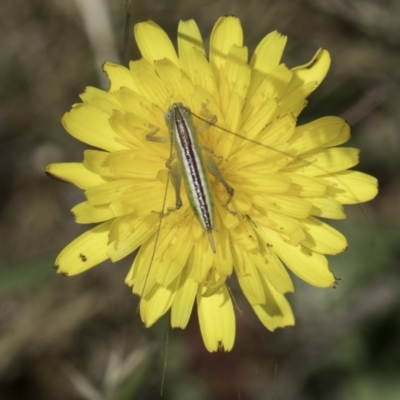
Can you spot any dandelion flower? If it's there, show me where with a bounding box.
[46,17,378,352]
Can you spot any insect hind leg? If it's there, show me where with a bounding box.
[204,153,234,203]
[152,159,183,218]
[169,161,183,210]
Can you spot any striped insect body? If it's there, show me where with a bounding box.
[146,102,235,253]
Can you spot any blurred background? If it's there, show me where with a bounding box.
[0,0,399,399]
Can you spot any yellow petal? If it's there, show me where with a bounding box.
[256,112,296,146]
[238,173,291,194]
[277,82,313,117]
[300,216,348,255]
[117,182,176,217]
[243,64,291,128]
[201,269,227,297]
[153,58,195,109]
[85,179,137,205]
[134,20,179,67]
[83,150,113,177]
[108,215,158,262]
[171,263,198,329]
[240,97,278,140]
[324,171,378,204]
[289,117,350,154]
[219,45,250,131]
[45,163,107,189]
[55,221,112,275]
[189,233,214,283]
[129,59,169,107]
[284,173,328,197]
[254,211,306,246]
[128,212,189,296]
[197,284,235,352]
[154,222,194,287]
[126,236,157,293]
[178,20,218,96]
[251,247,294,294]
[113,87,155,119]
[213,223,233,276]
[309,197,346,219]
[105,150,162,181]
[248,31,287,98]
[210,16,243,78]
[233,245,266,305]
[229,219,259,252]
[109,109,161,151]
[62,104,126,152]
[178,19,205,57]
[72,201,114,223]
[262,228,336,288]
[140,280,179,327]
[79,86,123,113]
[284,148,360,176]
[254,194,313,219]
[103,62,138,93]
[252,280,294,330]
[284,48,331,97]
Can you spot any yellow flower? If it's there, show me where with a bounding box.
[46,16,378,352]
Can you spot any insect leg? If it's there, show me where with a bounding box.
[169,161,183,210]
[146,125,169,142]
[204,153,234,201]
[195,103,218,134]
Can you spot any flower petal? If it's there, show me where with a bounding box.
[108,215,158,262]
[72,201,114,223]
[178,20,218,97]
[129,59,170,107]
[103,62,138,92]
[233,245,265,305]
[55,221,112,275]
[324,171,379,204]
[300,216,348,255]
[197,284,235,352]
[285,148,360,176]
[45,163,107,189]
[252,280,294,330]
[219,45,250,132]
[309,197,346,219]
[79,86,123,113]
[171,263,198,329]
[140,280,179,327]
[252,247,294,294]
[134,20,180,67]
[262,228,336,288]
[154,222,194,287]
[62,104,126,151]
[178,19,205,57]
[254,194,313,219]
[154,58,195,109]
[83,150,114,177]
[210,16,243,78]
[189,232,215,283]
[85,178,138,205]
[248,31,287,98]
[289,117,350,154]
[212,221,233,276]
[285,48,331,97]
[284,173,328,197]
